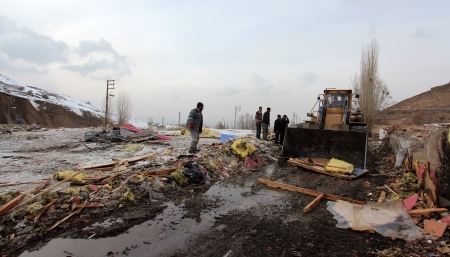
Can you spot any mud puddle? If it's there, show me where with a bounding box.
[20,171,288,257]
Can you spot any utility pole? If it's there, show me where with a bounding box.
[223,118,225,129]
[105,80,115,128]
[162,117,164,127]
[178,112,181,127]
[234,106,241,129]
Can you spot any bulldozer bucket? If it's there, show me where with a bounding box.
[282,128,368,169]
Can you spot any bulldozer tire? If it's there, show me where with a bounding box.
[350,126,367,132]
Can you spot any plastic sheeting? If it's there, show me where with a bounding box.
[327,200,421,241]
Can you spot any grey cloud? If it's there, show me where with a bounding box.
[251,74,273,95]
[215,85,242,96]
[300,72,318,87]
[0,16,68,65]
[173,93,180,100]
[412,29,430,38]
[66,38,131,79]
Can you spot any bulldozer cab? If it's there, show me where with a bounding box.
[282,89,367,169]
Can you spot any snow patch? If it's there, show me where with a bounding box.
[0,74,147,125]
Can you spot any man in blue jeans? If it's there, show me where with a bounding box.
[185,102,204,153]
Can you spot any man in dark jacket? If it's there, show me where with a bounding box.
[185,102,204,153]
[279,115,290,146]
[274,115,281,145]
[255,106,263,139]
[262,107,271,140]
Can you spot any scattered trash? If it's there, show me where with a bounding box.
[327,200,422,241]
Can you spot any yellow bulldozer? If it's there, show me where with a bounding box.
[282,89,368,169]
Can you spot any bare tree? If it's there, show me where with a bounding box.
[101,97,115,126]
[237,113,256,130]
[147,116,154,129]
[351,39,393,133]
[115,91,134,125]
[215,121,225,129]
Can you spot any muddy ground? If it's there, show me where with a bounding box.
[0,128,446,256]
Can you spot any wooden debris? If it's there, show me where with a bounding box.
[258,179,364,205]
[384,184,397,195]
[424,219,447,237]
[34,199,58,221]
[377,191,386,203]
[136,167,177,176]
[43,200,87,235]
[80,161,117,170]
[0,178,51,187]
[287,159,367,181]
[303,193,324,213]
[407,208,448,215]
[6,170,83,215]
[0,180,50,217]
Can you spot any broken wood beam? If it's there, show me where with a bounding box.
[303,193,324,213]
[80,161,117,170]
[377,191,386,203]
[287,159,362,181]
[136,167,177,176]
[384,184,398,195]
[258,179,364,205]
[6,170,84,215]
[0,180,50,217]
[408,208,448,215]
[34,199,58,221]
[43,200,87,235]
[0,178,51,187]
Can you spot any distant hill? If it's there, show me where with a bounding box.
[377,82,450,125]
[0,74,147,128]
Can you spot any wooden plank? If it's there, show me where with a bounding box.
[0,178,51,187]
[6,170,84,215]
[377,191,386,203]
[136,167,177,176]
[258,179,364,205]
[408,208,447,215]
[0,180,50,217]
[287,159,356,180]
[34,199,58,221]
[303,193,324,213]
[120,153,153,164]
[80,161,117,170]
[384,184,398,195]
[43,201,87,235]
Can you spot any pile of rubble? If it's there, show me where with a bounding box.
[0,135,280,253]
[0,124,47,134]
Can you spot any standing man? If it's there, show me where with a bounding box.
[186,102,204,153]
[274,115,281,145]
[279,115,290,146]
[255,106,263,139]
[262,107,271,140]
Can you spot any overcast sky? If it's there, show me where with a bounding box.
[0,0,449,127]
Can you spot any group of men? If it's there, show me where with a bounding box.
[184,102,290,154]
[255,106,289,145]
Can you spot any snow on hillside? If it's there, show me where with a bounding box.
[0,74,147,128]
